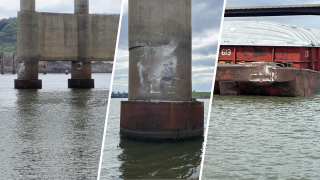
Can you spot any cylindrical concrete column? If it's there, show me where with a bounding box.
[15,0,41,89]
[0,52,3,74]
[121,0,203,142]
[68,0,94,88]
[70,61,92,79]
[20,0,35,12]
[12,52,16,74]
[17,3,39,63]
[74,0,91,63]
[74,0,89,14]
[128,0,192,101]
[77,15,92,63]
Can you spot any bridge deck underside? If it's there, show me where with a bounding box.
[225,5,320,17]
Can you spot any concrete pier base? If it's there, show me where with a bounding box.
[120,0,200,142]
[68,79,94,89]
[68,61,94,88]
[14,79,42,89]
[15,61,41,89]
[120,101,204,142]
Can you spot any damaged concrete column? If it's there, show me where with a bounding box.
[68,0,94,88]
[120,0,204,141]
[15,0,42,89]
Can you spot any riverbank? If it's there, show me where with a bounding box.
[192,92,211,99]
[0,61,113,74]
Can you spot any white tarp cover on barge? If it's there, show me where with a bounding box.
[221,21,320,47]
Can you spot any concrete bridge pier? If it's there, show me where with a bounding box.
[15,0,42,89]
[68,0,94,89]
[1,52,3,74]
[12,52,16,74]
[120,0,204,141]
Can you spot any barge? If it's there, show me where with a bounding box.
[215,21,320,96]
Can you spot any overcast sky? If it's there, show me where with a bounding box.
[113,0,225,93]
[0,0,122,19]
[225,0,320,29]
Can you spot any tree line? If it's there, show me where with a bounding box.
[0,17,17,52]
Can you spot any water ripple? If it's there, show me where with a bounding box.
[0,74,110,179]
[203,95,320,180]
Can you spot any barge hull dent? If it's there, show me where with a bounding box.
[216,62,320,96]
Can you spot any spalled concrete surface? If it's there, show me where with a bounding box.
[121,0,203,142]
[128,0,192,101]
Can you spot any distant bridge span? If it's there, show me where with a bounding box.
[225,4,320,17]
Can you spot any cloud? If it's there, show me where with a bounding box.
[191,66,216,92]
[192,66,215,73]
[0,0,122,19]
[114,49,129,70]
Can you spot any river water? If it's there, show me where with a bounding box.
[203,95,320,180]
[0,74,110,180]
[100,98,210,179]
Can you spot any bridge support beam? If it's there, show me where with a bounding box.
[15,0,41,89]
[69,0,94,89]
[120,0,204,141]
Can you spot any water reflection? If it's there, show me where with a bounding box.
[203,94,320,180]
[15,90,42,179]
[0,74,109,180]
[118,137,203,179]
[100,98,210,180]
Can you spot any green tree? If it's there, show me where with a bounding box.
[0,17,17,52]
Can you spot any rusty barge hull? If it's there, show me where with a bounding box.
[215,62,320,96]
[216,40,320,97]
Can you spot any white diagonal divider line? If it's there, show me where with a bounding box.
[96,0,125,179]
[198,0,227,179]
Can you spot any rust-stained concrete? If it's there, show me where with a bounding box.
[120,101,204,141]
[121,0,204,142]
[128,0,192,101]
